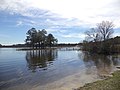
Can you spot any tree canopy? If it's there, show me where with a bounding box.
[25,28,58,49]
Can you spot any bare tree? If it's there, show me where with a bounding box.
[97,21,114,41]
[83,21,114,54]
[85,28,100,42]
[85,21,114,42]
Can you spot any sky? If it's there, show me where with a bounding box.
[0,0,120,45]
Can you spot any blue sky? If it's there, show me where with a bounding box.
[0,0,120,45]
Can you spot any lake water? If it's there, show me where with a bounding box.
[0,48,120,90]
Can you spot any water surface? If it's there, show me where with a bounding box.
[0,48,120,90]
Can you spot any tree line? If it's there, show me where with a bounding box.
[82,21,120,54]
[0,44,2,47]
[25,28,58,49]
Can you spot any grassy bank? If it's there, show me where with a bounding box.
[77,70,120,90]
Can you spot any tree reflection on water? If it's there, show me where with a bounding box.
[26,49,58,72]
[79,51,120,76]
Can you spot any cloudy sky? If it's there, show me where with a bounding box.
[0,0,120,45]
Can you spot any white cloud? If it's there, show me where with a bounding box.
[0,0,120,28]
[45,28,69,35]
[61,33,85,39]
[28,0,120,28]
[16,19,37,27]
[16,21,23,26]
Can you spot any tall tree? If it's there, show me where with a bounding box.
[83,21,114,54]
[37,29,47,48]
[25,28,37,48]
[85,28,100,42]
[25,28,58,49]
[46,34,57,47]
[97,21,114,41]
[85,21,114,42]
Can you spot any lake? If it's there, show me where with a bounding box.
[0,47,120,90]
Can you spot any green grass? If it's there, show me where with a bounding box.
[77,70,120,90]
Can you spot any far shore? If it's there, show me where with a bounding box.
[17,46,80,51]
[0,45,81,51]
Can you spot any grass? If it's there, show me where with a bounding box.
[77,70,120,90]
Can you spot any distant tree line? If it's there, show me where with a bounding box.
[0,44,2,47]
[25,28,58,49]
[57,43,79,47]
[82,21,120,54]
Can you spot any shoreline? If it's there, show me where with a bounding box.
[16,46,80,51]
[76,68,120,90]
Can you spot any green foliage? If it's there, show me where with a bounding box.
[25,28,58,48]
[46,34,58,47]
